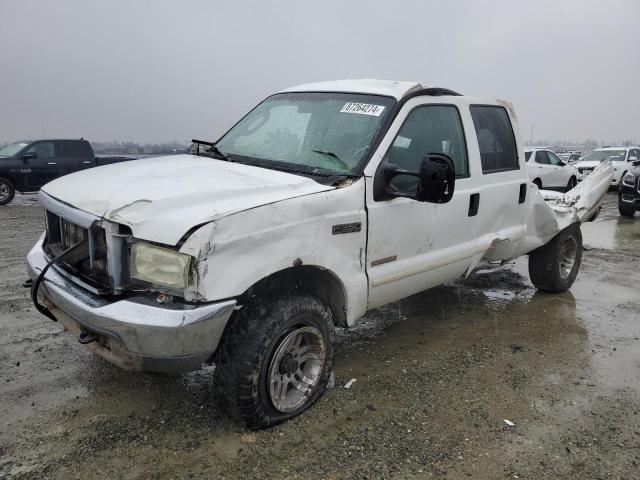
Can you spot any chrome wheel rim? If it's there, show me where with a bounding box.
[268,326,326,413]
[0,182,9,202]
[559,236,578,280]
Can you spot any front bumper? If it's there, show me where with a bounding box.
[27,234,236,373]
[619,181,640,211]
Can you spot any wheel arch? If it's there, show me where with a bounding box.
[236,265,348,328]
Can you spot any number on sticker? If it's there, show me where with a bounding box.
[340,103,385,116]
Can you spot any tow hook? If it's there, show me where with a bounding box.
[78,332,97,345]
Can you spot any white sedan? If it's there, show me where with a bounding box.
[525,148,581,191]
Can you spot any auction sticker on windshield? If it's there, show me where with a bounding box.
[340,102,385,116]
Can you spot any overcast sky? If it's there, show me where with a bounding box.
[1,0,639,145]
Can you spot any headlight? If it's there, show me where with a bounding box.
[131,242,192,289]
[622,171,636,187]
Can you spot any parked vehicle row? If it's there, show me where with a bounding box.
[0,139,135,205]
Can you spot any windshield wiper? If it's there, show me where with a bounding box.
[311,149,344,163]
[190,139,232,162]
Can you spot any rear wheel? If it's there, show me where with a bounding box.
[0,178,15,205]
[529,223,582,293]
[213,293,334,430]
[533,178,542,189]
[619,204,636,217]
[565,176,577,192]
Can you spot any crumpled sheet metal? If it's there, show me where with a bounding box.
[522,161,613,252]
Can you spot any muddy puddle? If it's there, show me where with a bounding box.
[582,215,640,250]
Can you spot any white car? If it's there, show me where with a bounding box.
[525,148,580,191]
[558,152,582,164]
[26,79,612,429]
[573,146,640,187]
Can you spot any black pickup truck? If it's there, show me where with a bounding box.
[0,139,135,204]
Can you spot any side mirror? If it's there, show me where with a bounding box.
[22,152,36,160]
[382,153,455,203]
[632,160,640,167]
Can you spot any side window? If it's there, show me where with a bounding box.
[58,141,86,158]
[548,152,563,165]
[469,106,518,173]
[384,105,468,193]
[535,151,549,164]
[25,142,55,160]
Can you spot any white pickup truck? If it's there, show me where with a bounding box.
[27,79,612,429]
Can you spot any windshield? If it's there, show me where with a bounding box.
[215,92,396,174]
[582,150,626,162]
[0,142,28,157]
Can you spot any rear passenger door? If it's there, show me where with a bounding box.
[56,141,89,177]
[468,104,528,261]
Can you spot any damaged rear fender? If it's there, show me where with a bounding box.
[520,161,612,254]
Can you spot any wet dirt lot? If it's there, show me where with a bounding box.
[1,193,639,479]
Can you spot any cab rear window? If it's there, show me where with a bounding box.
[470,105,519,174]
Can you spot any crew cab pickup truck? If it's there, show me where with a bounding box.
[0,139,135,204]
[26,80,613,429]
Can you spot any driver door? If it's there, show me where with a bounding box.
[364,98,480,309]
[22,141,57,190]
[547,151,568,188]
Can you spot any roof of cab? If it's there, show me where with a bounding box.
[282,79,429,100]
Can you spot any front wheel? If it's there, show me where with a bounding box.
[529,223,582,293]
[213,293,334,429]
[565,176,577,192]
[0,178,15,205]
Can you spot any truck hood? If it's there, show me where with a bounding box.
[41,154,335,245]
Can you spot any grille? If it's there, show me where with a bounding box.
[44,210,110,290]
[578,167,593,175]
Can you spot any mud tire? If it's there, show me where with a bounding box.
[0,178,15,205]
[528,223,582,293]
[213,293,334,430]
[618,205,636,217]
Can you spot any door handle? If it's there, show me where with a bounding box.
[468,193,480,216]
[519,183,527,203]
[82,161,91,164]
[47,162,57,165]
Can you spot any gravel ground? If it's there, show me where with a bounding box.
[1,193,639,479]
